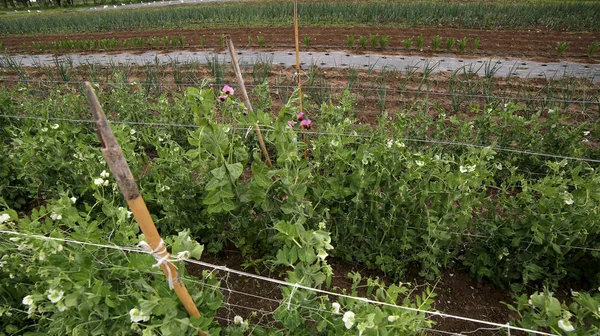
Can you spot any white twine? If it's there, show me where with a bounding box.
[137,239,189,290]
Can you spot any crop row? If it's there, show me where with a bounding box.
[1,1,599,35]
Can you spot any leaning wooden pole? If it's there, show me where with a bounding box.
[84,82,206,336]
[225,36,272,167]
[293,0,303,113]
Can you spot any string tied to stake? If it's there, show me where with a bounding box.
[137,239,190,290]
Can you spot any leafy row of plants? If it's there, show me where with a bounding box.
[0,84,438,335]
[2,1,599,35]
[24,35,186,53]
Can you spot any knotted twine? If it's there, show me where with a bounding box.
[137,239,190,290]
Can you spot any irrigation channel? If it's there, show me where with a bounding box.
[4,50,600,82]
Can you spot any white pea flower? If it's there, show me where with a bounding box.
[38,252,46,261]
[564,197,574,205]
[362,158,369,165]
[317,249,328,261]
[129,308,150,322]
[415,160,424,167]
[558,319,575,332]
[460,165,476,173]
[57,303,67,312]
[386,139,394,148]
[331,302,340,314]
[27,305,36,314]
[0,213,11,224]
[47,288,64,303]
[318,221,326,230]
[41,127,48,132]
[548,109,555,113]
[224,127,231,133]
[583,131,590,136]
[130,129,136,135]
[388,315,398,322]
[93,178,105,186]
[55,244,63,253]
[100,170,110,178]
[160,185,170,192]
[395,141,405,148]
[331,139,340,147]
[233,315,244,325]
[50,124,59,129]
[22,295,34,306]
[0,260,6,268]
[70,197,77,203]
[50,213,62,221]
[342,311,355,329]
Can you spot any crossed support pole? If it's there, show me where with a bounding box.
[84,82,206,336]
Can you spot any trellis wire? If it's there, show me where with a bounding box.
[0,229,557,336]
[1,78,599,105]
[2,113,600,164]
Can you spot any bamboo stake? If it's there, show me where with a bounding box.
[293,0,309,157]
[84,82,206,336]
[293,0,303,113]
[225,36,272,167]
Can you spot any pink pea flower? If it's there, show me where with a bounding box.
[219,95,227,102]
[287,120,297,128]
[222,85,234,95]
[297,112,304,121]
[300,119,312,130]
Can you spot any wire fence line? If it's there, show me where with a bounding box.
[2,113,600,164]
[2,184,598,253]
[0,229,558,336]
[1,78,599,105]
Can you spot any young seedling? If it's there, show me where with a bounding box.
[200,35,206,48]
[446,37,456,51]
[378,35,389,49]
[458,37,468,54]
[347,34,355,48]
[431,35,442,51]
[303,35,311,48]
[588,42,600,58]
[359,36,368,49]
[416,34,425,51]
[402,38,413,49]
[257,35,265,47]
[556,42,569,57]
[369,34,378,49]
[247,36,253,46]
[472,37,481,52]
[219,34,226,48]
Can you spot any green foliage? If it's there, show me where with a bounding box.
[506,289,600,334]
[431,35,442,51]
[445,37,456,51]
[557,41,570,57]
[2,1,599,35]
[347,34,355,49]
[303,35,311,48]
[416,34,425,50]
[359,35,368,49]
[378,35,389,49]
[588,42,600,57]
[402,38,413,49]
[256,35,265,48]
[472,37,481,51]
[458,37,468,53]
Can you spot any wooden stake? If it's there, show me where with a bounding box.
[293,0,303,113]
[225,36,272,167]
[293,1,310,157]
[84,82,206,336]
